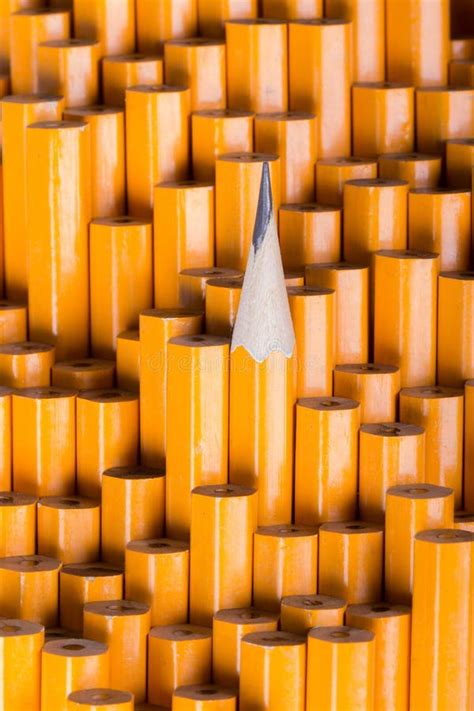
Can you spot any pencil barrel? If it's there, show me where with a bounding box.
[226,19,288,113]
[154,182,215,309]
[60,563,124,633]
[101,465,165,565]
[148,624,212,707]
[0,618,44,711]
[125,539,189,627]
[295,397,359,526]
[77,390,139,498]
[166,335,229,540]
[12,387,76,497]
[90,217,152,359]
[139,309,203,468]
[239,632,306,711]
[399,386,464,508]
[126,85,190,218]
[212,608,279,687]
[437,272,474,387]
[189,484,257,626]
[102,53,163,107]
[83,600,151,703]
[26,120,91,359]
[384,483,454,604]
[318,521,384,604]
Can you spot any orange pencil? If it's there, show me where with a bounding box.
[77,390,139,498]
[465,380,474,511]
[343,180,408,265]
[400,386,464,508]
[295,397,360,526]
[126,85,190,218]
[84,600,150,703]
[288,286,334,398]
[154,181,214,309]
[0,342,55,389]
[315,157,378,207]
[255,112,317,204]
[116,331,139,392]
[12,387,76,497]
[253,524,318,611]
[212,608,279,687]
[102,53,163,107]
[38,39,100,108]
[334,363,400,424]
[148,624,212,707]
[262,0,322,18]
[438,272,474,387]
[410,529,474,710]
[0,387,11,491]
[52,359,115,391]
[178,267,241,310]
[279,204,341,270]
[359,422,425,522]
[73,0,135,57]
[0,0,43,73]
[378,152,442,189]
[190,484,257,625]
[240,631,306,711]
[166,335,229,540]
[164,38,226,111]
[136,0,197,53]
[306,626,375,710]
[38,496,100,565]
[0,304,26,344]
[386,0,449,86]
[205,278,242,338]
[346,603,411,711]
[192,109,254,182]
[226,19,288,113]
[352,83,415,157]
[374,250,438,387]
[0,491,36,556]
[1,94,64,302]
[0,618,44,711]
[289,19,351,158]
[10,8,70,94]
[325,0,385,82]
[408,189,471,270]
[385,483,454,604]
[0,554,61,626]
[102,465,165,565]
[63,107,125,219]
[280,594,346,635]
[416,86,474,154]
[319,521,384,604]
[60,562,123,633]
[446,139,474,188]
[306,262,369,365]
[26,120,91,359]
[90,217,152,359]
[139,309,203,468]
[125,538,189,627]
[197,0,257,37]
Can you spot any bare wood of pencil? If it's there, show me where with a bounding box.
[231,162,295,362]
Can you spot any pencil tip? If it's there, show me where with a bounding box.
[252,162,273,251]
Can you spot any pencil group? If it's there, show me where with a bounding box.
[0,0,473,709]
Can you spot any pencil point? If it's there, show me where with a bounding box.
[231,164,295,362]
[252,162,273,252]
